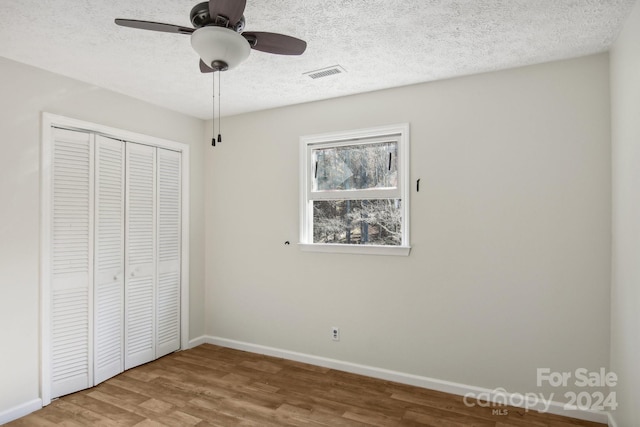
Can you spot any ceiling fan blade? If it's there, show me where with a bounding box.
[115,19,194,34]
[208,0,247,26]
[200,60,214,73]
[242,32,307,55]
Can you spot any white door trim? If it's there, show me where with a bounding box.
[40,113,191,405]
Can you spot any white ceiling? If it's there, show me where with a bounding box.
[0,0,636,119]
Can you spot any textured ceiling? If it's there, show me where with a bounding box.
[0,0,636,119]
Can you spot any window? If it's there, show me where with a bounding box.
[299,124,410,256]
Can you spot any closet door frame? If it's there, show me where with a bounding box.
[40,113,191,406]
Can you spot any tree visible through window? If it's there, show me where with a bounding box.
[300,124,410,255]
[313,199,402,245]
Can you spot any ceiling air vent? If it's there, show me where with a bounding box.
[304,65,346,80]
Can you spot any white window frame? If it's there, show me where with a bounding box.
[299,123,411,256]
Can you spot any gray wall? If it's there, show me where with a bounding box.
[0,57,206,415]
[204,54,612,400]
[611,0,640,425]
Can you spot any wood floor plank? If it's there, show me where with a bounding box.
[8,344,606,426]
[402,407,496,427]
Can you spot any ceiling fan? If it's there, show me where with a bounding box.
[115,0,307,146]
[115,0,307,72]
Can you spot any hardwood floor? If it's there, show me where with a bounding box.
[9,344,605,426]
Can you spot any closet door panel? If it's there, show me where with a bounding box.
[50,128,94,398]
[125,143,156,370]
[94,136,125,385]
[156,149,181,358]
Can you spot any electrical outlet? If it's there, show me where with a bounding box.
[331,327,340,341]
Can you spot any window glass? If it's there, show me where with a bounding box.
[313,199,402,246]
[313,142,398,192]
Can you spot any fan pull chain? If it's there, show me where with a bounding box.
[218,71,222,143]
[212,71,216,147]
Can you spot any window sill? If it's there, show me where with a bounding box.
[298,243,411,256]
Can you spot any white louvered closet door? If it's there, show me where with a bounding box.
[94,135,125,385]
[125,143,157,370]
[50,128,94,399]
[156,149,182,358]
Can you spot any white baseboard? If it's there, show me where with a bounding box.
[0,398,42,425]
[608,412,618,427]
[187,335,209,349]
[199,336,610,424]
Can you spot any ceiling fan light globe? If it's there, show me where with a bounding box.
[191,26,250,71]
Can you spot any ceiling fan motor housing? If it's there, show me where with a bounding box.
[190,2,211,27]
[190,1,245,32]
